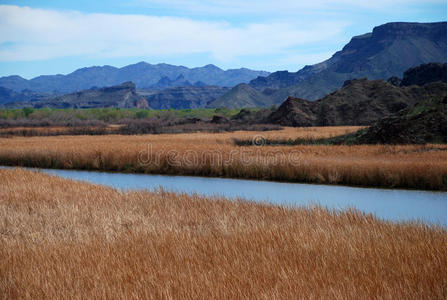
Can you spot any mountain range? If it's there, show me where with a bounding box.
[0,63,269,94]
[212,21,447,108]
[1,21,446,110]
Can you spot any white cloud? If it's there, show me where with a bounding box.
[0,5,347,63]
[134,0,446,15]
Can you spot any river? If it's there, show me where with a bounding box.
[2,166,447,226]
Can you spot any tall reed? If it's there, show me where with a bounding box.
[0,127,446,190]
[1,168,446,299]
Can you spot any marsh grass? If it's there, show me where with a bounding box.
[0,127,446,190]
[1,168,446,298]
[233,127,367,146]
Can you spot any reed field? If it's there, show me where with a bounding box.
[0,126,447,190]
[1,168,446,298]
[0,125,121,136]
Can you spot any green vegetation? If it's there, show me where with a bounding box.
[0,107,254,122]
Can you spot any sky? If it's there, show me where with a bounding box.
[0,0,446,79]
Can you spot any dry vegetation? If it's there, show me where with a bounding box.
[1,168,446,298]
[0,121,283,137]
[0,125,120,137]
[0,126,446,190]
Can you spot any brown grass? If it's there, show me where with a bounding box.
[0,126,446,190]
[0,125,121,137]
[1,168,446,299]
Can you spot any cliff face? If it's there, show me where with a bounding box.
[325,22,447,77]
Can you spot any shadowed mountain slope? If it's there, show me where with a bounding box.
[207,84,274,108]
[145,86,230,109]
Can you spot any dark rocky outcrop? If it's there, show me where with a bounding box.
[400,63,447,86]
[267,79,447,126]
[267,97,319,126]
[387,76,402,86]
[210,115,230,124]
[356,96,447,144]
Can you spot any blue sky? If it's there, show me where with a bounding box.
[0,0,446,79]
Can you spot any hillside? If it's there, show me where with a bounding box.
[0,87,48,106]
[207,84,274,108]
[400,62,447,86]
[148,74,207,90]
[218,22,447,106]
[0,63,269,94]
[267,79,447,126]
[26,82,149,109]
[356,96,447,144]
[144,86,230,109]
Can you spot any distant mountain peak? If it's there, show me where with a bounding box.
[0,62,269,94]
[134,61,150,66]
[202,64,222,70]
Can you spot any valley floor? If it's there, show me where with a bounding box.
[0,127,446,190]
[1,168,446,298]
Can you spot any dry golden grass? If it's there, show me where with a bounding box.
[0,125,360,139]
[1,168,446,299]
[0,126,69,133]
[0,125,121,136]
[0,126,446,190]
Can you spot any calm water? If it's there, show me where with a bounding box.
[4,167,447,226]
